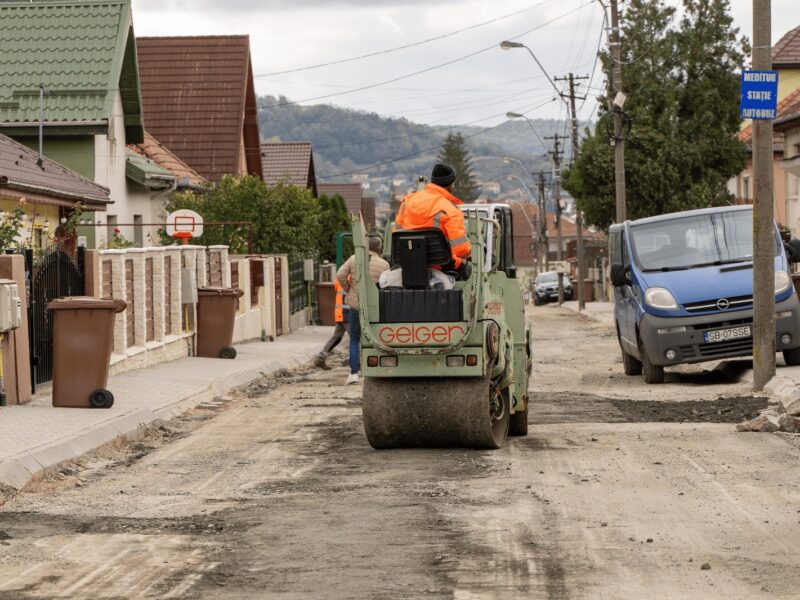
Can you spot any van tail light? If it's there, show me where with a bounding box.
[367,356,379,367]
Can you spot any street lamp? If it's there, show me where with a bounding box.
[506,112,548,151]
[502,39,586,307]
[502,155,537,182]
[500,41,570,112]
[506,174,537,204]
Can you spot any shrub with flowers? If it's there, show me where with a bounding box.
[0,202,27,251]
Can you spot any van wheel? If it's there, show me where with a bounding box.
[640,345,665,384]
[783,348,800,366]
[621,346,642,376]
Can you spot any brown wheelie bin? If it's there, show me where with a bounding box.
[196,287,244,359]
[47,297,127,409]
[315,281,336,326]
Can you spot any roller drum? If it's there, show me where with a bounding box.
[362,376,509,449]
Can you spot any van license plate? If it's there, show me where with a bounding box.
[704,325,751,343]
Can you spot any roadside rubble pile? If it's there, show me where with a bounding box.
[737,389,800,433]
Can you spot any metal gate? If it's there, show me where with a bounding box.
[26,247,85,389]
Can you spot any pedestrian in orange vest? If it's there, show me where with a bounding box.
[314,279,349,370]
[395,163,472,278]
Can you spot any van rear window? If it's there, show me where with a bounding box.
[630,210,777,271]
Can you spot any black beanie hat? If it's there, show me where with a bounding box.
[431,163,456,187]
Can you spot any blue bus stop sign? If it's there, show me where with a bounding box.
[740,70,779,120]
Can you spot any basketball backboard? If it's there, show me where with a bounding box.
[165,209,204,238]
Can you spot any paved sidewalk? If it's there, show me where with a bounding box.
[560,301,615,326]
[0,326,333,490]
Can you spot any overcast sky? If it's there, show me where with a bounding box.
[131,0,796,128]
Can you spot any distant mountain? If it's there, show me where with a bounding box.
[257,95,582,200]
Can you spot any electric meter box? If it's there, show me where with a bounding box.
[181,269,198,304]
[0,279,22,332]
[303,259,314,282]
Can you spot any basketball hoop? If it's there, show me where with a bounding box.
[172,230,193,245]
[166,209,203,245]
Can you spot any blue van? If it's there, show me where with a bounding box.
[608,205,800,383]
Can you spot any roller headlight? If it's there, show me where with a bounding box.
[645,287,678,310]
[775,270,792,294]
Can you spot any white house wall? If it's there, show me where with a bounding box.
[93,92,128,247]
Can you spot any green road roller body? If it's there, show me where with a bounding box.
[353,203,532,449]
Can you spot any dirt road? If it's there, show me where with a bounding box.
[0,306,798,599]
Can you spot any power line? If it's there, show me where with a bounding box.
[258,88,554,128]
[254,0,556,78]
[318,119,512,180]
[260,72,553,101]
[313,97,558,153]
[270,0,595,108]
[562,0,591,74]
[88,97,559,162]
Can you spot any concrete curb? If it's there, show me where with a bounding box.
[0,344,321,491]
[764,375,797,403]
[557,301,615,326]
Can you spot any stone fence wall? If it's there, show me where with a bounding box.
[87,246,292,376]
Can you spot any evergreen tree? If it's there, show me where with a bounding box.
[563,0,748,229]
[437,133,480,202]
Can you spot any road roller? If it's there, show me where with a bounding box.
[353,204,532,449]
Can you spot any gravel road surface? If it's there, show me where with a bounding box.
[0,306,797,599]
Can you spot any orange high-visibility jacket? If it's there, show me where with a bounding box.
[395,184,472,268]
[334,279,349,323]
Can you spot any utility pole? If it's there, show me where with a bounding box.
[752,0,775,390]
[538,171,549,271]
[546,134,564,303]
[609,0,626,223]
[556,72,589,309]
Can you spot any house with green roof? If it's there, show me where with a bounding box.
[0,0,152,247]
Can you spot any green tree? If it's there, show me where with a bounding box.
[564,0,748,229]
[316,193,350,262]
[163,176,320,258]
[437,133,480,202]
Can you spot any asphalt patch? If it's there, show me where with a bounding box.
[611,395,768,423]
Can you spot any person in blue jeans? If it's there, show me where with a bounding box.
[348,306,361,380]
[336,237,390,385]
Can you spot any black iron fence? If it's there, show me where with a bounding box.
[25,246,85,389]
[288,259,307,314]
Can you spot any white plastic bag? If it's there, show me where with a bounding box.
[379,268,454,290]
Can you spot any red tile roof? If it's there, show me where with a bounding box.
[739,87,800,144]
[128,132,207,189]
[510,202,540,266]
[136,35,263,182]
[0,133,109,208]
[774,26,800,67]
[775,95,800,131]
[361,196,376,229]
[546,213,602,240]
[510,202,539,236]
[261,142,317,196]
[739,87,800,150]
[318,183,364,214]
